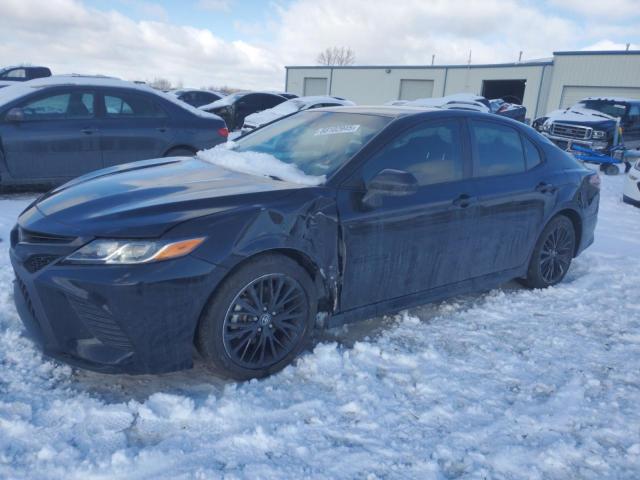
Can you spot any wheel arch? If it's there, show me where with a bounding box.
[193,247,333,347]
[554,208,583,257]
[163,145,197,157]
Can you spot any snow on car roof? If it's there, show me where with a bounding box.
[291,95,355,106]
[580,97,640,104]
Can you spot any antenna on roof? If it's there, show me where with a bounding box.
[431,54,435,66]
[626,43,631,51]
[518,51,523,62]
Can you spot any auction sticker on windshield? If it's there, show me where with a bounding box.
[313,124,361,136]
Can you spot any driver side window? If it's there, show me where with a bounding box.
[361,120,464,186]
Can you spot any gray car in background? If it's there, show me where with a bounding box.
[0,75,228,188]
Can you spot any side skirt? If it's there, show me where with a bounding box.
[328,266,524,328]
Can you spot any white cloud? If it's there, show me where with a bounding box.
[0,0,637,90]
[582,40,640,51]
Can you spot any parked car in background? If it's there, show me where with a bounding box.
[200,91,288,131]
[389,94,527,122]
[533,98,640,151]
[0,65,51,88]
[624,157,640,207]
[0,75,228,188]
[241,95,355,134]
[10,106,599,379]
[489,98,527,123]
[170,89,225,108]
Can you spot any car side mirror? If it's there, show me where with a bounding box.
[362,169,418,208]
[5,107,24,122]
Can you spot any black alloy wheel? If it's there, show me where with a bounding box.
[222,274,308,370]
[196,254,316,380]
[522,215,576,289]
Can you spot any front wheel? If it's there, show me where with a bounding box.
[522,215,576,289]
[196,254,316,380]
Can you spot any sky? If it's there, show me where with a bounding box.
[0,0,638,91]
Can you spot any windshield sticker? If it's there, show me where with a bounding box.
[313,124,360,136]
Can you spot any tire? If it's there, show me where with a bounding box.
[522,215,576,289]
[164,147,196,157]
[196,254,317,380]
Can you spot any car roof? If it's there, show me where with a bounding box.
[580,97,640,104]
[312,105,443,117]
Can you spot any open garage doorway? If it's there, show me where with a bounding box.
[482,79,526,104]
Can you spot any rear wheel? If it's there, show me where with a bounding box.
[196,254,316,380]
[600,163,619,176]
[522,215,575,289]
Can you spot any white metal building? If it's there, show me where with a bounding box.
[285,50,640,121]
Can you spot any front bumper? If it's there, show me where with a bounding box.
[543,134,609,152]
[11,242,227,374]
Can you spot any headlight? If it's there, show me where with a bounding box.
[66,237,205,264]
[592,130,606,139]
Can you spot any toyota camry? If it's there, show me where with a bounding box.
[10,107,600,379]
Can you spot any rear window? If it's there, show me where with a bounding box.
[104,92,166,118]
[470,120,526,177]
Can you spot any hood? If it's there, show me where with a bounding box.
[545,107,616,129]
[20,157,303,238]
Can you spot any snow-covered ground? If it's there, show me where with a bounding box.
[1,173,639,479]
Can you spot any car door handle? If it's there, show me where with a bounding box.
[452,194,477,208]
[80,128,97,135]
[157,127,168,133]
[535,182,556,194]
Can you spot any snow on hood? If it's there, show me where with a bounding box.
[197,142,325,186]
[544,106,615,124]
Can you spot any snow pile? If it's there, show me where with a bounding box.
[0,172,639,478]
[197,142,325,186]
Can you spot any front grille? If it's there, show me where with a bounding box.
[24,254,60,273]
[551,123,591,140]
[19,228,76,245]
[15,275,37,322]
[67,295,133,350]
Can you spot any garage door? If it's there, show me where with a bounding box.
[560,86,640,108]
[399,79,434,101]
[303,77,328,96]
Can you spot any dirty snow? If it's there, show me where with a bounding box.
[197,142,325,186]
[1,171,640,479]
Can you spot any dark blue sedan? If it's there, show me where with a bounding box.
[10,107,599,379]
[0,75,228,188]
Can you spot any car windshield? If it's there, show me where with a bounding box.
[578,100,627,118]
[232,111,392,177]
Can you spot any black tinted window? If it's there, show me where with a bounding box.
[523,136,542,169]
[104,92,166,118]
[20,92,94,120]
[1,68,25,79]
[470,120,525,177]
[363,120,464,186]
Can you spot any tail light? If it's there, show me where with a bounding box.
[588,172,601,189]
[218,127,229,138]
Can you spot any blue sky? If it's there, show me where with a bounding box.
[85,0,290,41]
[0,0,638,90]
